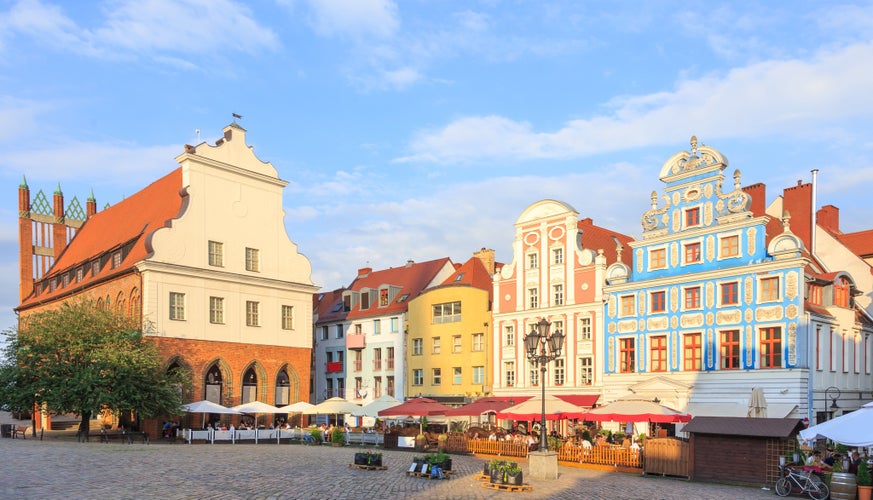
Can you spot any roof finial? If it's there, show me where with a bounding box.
[232,112,242,124]
[20,175,28,189]
[54,182,62,196]
[690,135,698,154]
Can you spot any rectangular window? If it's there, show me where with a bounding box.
[76,267,84,282]
[579,357,593,385]
[373,348,382,371]
[387,348,394,370]
[245,247,260,272]
[620,338,635,373]
[685,207,700,227]
[684,286,701,309]
[92,261,101,276]
[335,324,344,339]
[650,291,666,313]
[373,319,381,334]
[432,368,441,385]
[553,284,564,306]
[208,240,224,267]
[473,366,484,384]
[760,276,780,302]
[720,330,740,370]
[412,338,422,356]
[281,305,294,330]
[809,285,822,305]
[650,248,667,269]
[650,335,667,372]
[387,376,394,396]
[360,290,371,310]
[553,247,563,264]
[684,242,701,264]
[412,369,423,386]
[553,358,565,385]
[390,317,399,332]
[528,253,538,269]
[453,367,462,385]
[579,318,592,340]
[432,337,441,354]
[374,378,382,398]
[354,324,362,335]
[246,300,260,326]
[452,335,462,353]
[169,292,186,321]
[379,288,389,307]
[504,325,515,346]
[760,327,782,368]
[720,282,739,306]
[529,288,538,308]
[552,320,563,337]
[835,278,850,307]
[529,365,539,386]
[112,251,122,269]
[472,333,484,351]
[320,326,329,341]
[209,296,224,324]
[683,333,702,371]
[504,361,515,386]
[432,301,462,323]
[620,295,635,317]
[720,235,739,258]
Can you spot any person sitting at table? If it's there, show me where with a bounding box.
[806,450,831,471]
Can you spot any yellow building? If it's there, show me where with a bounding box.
[407,249,497,404]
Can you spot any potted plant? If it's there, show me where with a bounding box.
[504,462,523,486]
[309,428,322,444]
[331,427,345,447]
[428,452,452,472]
[415,433,426,451]
[857,459,872,500]
[489,460,507,484]
[437,432,448,452]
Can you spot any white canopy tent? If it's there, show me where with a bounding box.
[799,402,873,447]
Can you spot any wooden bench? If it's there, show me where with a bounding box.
[10,425,31,439]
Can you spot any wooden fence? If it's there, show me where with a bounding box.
[467,439,530,458]
[557,442,643,469]
[642,437,690,478]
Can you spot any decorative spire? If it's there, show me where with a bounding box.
[650,190,658,209]
[54,182,62,196]
[20,175,28,189]
[690,135,698,154]
[733,169,742,190]
[88,188,95,202]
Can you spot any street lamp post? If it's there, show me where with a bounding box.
[523,318,564,453]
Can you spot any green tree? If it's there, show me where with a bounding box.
[0,301,190,437]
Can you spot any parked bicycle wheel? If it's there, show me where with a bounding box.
[775,477,791,497]
[807,481,828,500]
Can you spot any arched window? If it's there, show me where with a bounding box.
[205,364,223,404]
[129,287,141,322]
[275,369,290,406]
[242,367,258,404]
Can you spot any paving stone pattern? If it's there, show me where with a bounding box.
[0,438,777,499]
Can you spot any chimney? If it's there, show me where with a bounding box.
[406,259,414,268]
[52,183,67,259]
[357,267,372,278]
[86,189,97,218]
[18,176,33,301]
[473,247,496,274]
[817,205,840,233]
[743,183,766,217]
[782,181,813,250]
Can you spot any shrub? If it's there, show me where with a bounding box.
[331,427,345,444]
[857,459,871,486]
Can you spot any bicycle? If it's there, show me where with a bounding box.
[774,464,829,500]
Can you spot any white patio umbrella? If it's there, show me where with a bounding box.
[351,395,401,417]
[276,401,314,427]
[232,401,282,414]
[747,387,768,418]
[181,400,241,428]
[799,401,873,446]
[304,397,362,426]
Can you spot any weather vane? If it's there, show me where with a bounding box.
[232,112,243,124]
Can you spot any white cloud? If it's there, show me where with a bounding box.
[303,0,399,40]
[0,0,278,63]
[0,96,53,142]
[398,42,873,163]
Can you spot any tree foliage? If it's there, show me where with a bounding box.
[0,301,190,432]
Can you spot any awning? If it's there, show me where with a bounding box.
[555,394,599,407]
[686,402,797,418]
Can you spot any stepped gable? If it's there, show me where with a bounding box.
[19,168,184,307]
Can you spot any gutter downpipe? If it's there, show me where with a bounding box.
[807,169,818,425]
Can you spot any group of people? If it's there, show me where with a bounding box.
[805,448,866,473]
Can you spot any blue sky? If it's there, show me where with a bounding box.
[2,0,873,332]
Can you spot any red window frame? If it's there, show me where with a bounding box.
[720,282,738,305]
[683,333,702,371]
[720,330,740,369]
[620,338,635,373]
[650,291,666,313]
[685,242,701,263]
[685,207,700,227]
[760,327,782,368]
[650,336,667,372]
[684,287,701,309]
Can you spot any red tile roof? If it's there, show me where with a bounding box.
[834,229,873,258]
[578,218,633,266]
[19,169,184,309]
[432,255,494,299]
[314,288,348,324]
[345,257,453,319]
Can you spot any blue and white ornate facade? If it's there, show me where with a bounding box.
[601,137,843,421]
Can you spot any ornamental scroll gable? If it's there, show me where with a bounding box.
[641,136,751,235]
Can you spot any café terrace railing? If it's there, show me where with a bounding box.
[462,437,642,469]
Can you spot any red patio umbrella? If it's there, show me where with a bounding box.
[579,399,691,423]
[443,396,532,417]
[378,397,453,433]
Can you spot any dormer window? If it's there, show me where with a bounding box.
[834,277,850,307]
[76,267,84,282]
[361,289,371,310]
[379,288,389,307]
[112,251,122,269]
[92,261,100,276]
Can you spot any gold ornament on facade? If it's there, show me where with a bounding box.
[788,323,797,366]
[608,338,615,372]
[684,185,702,201]
[680,313,704,328]
[672,191,681,205]
[747,227,757,255]
[608,322,616,334]
[707,329,714,367]
[704,202,714,226]
[636,249,643,273]
[618,320,638,333]
[671,209,680,232]
[744,277,753,305]
[705,235,715,262]
[648,317,668,331]
[745,308,753,323]
[716,309,742,325]
[706,312,714,326]
[715,199,724,212]
[670,243,679,267]
[786,271,798,300]
[786,304,798,319]
[607,297,615,318]
[671,316,679,329]
[638,291,645,315]
[704,183,713,197]
[745,326,753,363]
[670,287,679,312]
[755,306,784,322]
[706,282,715,308]
[672,331,679,369]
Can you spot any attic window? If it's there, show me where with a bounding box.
[398,293,409,303]
[92,261,101,276]
[331,303,343,313]
[361,290,371,310]
[62,274,70,287]
[49,279,57,292]
[454,273,464,282]
[76,267,84,282]
[380,288,389,307]
[112,251,122,269]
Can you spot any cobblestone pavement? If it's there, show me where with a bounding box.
[0,437,777,499]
